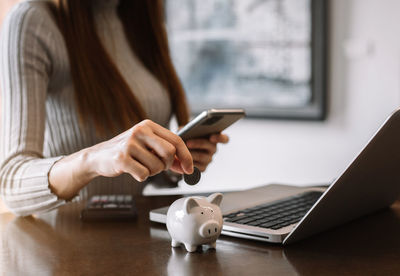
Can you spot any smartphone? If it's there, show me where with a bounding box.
[177,108,246,141]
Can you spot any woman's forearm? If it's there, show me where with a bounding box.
[48,120,194,200]
[48,147,98,200]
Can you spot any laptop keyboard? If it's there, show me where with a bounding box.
[223,191,323,230]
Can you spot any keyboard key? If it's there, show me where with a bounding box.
[253,210,265,215]
[262,209,280,216]
[280,211,291,216]
[279,221,295,227]
[245,214,260,220]
[271,224,284,230]
[260,221,279,228]
[257,217,275,224]
[226,215,247,222]
[247,221,263,226]
[286,218,301,224]
[235,218,257,224]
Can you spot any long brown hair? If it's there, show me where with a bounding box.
[48,0,189,136]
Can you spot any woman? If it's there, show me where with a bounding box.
[0,0,228,216]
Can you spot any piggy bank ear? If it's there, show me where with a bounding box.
[207,193,223,206]
[184,198,200,214]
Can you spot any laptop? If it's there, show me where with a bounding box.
[150,109,400,245]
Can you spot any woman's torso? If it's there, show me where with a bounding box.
[35,0,172,198]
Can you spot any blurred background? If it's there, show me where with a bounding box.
[0,0,400,212]
[145,0,400,195]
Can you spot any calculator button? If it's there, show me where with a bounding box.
[124,195,132,203]
[91,196,100,203]
[100,195,108,202]
[117,195,125,203]
[103,203,118,209]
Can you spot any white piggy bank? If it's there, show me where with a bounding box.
[166,193,223,252]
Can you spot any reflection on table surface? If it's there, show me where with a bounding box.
[2,197,400,275]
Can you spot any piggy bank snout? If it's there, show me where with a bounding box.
[199,220,221,238]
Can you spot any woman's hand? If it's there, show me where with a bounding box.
[49,120,193,199]
[185,133,229,172]
[89,120,194,180]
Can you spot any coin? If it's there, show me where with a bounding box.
[184,167,201,185]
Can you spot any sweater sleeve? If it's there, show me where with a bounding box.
[0,3,66,216]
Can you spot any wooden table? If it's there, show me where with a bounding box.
[1,195,400,275]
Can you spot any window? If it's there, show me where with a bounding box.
[166,0,327,119]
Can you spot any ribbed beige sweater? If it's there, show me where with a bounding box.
[0,0,172,216]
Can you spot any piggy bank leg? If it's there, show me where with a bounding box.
[171,240,181,247]
[209,242,217,249]
[184,243,197,252]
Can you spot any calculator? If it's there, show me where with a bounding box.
[80,194,137,221]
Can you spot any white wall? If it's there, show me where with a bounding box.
[144,0,400,195]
